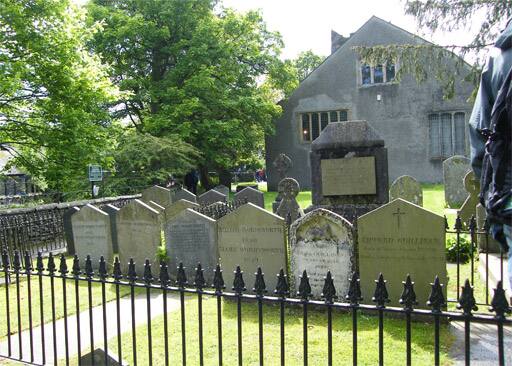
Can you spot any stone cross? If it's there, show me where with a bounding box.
[276,177,303,224]
[273,153,292,181]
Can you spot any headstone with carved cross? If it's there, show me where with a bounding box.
[272,153,293,212]
[357,198,447,308]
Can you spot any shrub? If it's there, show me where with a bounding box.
[446,235,475,263]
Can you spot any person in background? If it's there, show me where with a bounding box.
[469,17,512,291]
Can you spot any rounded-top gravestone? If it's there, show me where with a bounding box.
[389,175,423,206]
[443,155,471,208]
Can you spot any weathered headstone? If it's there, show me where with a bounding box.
[358,199,447,307]
[101,204,120,253]
[308,121,388,223]
[276,178,303,223]
[290,209,354,299]
[173,187,197,203]
[198,189,227,205]
[72,204,113,269]
[63,206,80,255]
[389,175,423,206]
[117,199,162,272]
[476,203,502,253]
[148,200,165,214]
[272,153,293,212]
[141,185,172,207]
[163,199,199,222]
[165,209,217,284]
[80,348,123,366]
[214,185,230,197]
[443,155,471,208]
[234,186,264,208]
[457,171,479,227]
[218,203,287,293]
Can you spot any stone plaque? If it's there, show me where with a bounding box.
[290,209,354,299]
[72,204,113,269]
[141,185,172,207]
[321,157,376,196]
[389,175,423,206]
[63,206,80,255]
[198,189,227,205]
[443,155,471,208]
[166,209,217,284]
[234,187,264,208]
[218,203,286,293]
[173,188,197,203]
[358,199,447,307]
[102,204,120,253]
[117,199,162,272]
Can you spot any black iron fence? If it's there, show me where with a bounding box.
[0,251,510,366]
[0,195,139,263]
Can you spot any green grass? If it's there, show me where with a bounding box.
[0,256,138,341]
[99,296,454,366]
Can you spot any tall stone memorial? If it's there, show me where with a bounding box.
[71,204,113,269]
[272,153,293,212]
[358,199,447,307]
[290,209,354,299]
[165,209,217,284]
[117,199,162,272]
[141,185,172,207]
[276,178,303,223]
[389,175,423,206]
[309,121,388,223]
[443,155,471,208]
[218,203,286,292]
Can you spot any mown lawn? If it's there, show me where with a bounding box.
[100,295,454,366]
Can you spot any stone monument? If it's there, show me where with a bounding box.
[141,185,172,207]
[71,204,113,269]
[172,187,197,203]
[163,199,199,222]
[457,171,479,227]
[308,120,388,223]
[358,199,447,307]
[214,185,230,197]
[443,155,471,208]
[272,153,293,212]
[165,208,217,284]
[218,203,286,293]
[276,178,303,223]
[290,209,354,299]
[234,186,264,208]
[101,204,120,253]
[198,189,227,205]
[389,175,423,206]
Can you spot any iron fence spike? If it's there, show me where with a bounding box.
[59,254,68,275]
[143,259,153,284]
[275,268,289,297]
[176,262,187,287]
[489,281,511,319]
[253,267,267,296]
[346,272,363,305]
[298,269,312,300]
[372,273,390,307]
[457,279,478,316]
[322,271,337,304]
[399,274,418,310]
[212,264,225,292]
[427,276,445,313]
[194,263,206,289]
[233,265,246,294]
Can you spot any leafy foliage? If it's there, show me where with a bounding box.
[292,50,326,82]
[445,235,475,263]
[0,0,119,194]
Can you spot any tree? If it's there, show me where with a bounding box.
[87,0,290,188]
[356,0,512,98]
[293,50,326,82]
[0,0,118,195]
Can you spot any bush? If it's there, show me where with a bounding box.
[446,235,475,263]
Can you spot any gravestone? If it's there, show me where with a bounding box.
[101,204,120,253]
[457,171,479,227]
[290,209,354,299]
[358,199,447,307]
[218,203,286,293]
[117,199,162,272]
[272,153,293,212]
[141,185,172,207]
[214,185,230,197]
[308,121,388,223]
[389,175,423,206]
[148,200,165,214]
[476,204,502,253]
[165,209,217,284]
[71,204,113,269]
[164,199,199,222]
[173,187,197,203]
[63,206,80,255]
[80,348,123,365]
[443,156,471,208]
[198,189,227,205]
[276,178,303,223]
[234,186,264,208]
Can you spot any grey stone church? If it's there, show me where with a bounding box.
[265,16,474,190]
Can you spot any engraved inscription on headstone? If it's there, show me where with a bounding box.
[358,199,447,307]
[72,204,113,269]
[218,203,286,292]
[117,199,162,272]
[166,209,217,284]
[321,157,376,196]
[290,209,354,299]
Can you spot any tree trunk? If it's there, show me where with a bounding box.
[218,168,232,188]
[199,164,211,191]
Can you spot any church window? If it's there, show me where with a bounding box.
[360,62,397,85]
[361,65,371,85]
[428,112,466,159]
[386,64,396,81]
[374,65,384,83]
[300,109,349,142]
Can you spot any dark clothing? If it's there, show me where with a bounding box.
[184,170,199,194]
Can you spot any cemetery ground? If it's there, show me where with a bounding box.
[0,183,494,365]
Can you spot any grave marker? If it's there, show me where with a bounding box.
[63,206,80,255]
[234,186,264,208]
[214,185,230,197]
[443,155,471,208]
[389,175,423,206]
[198,189,227,205]
[101,204,120,253]
[163,199,199,222]
[173,187,197,203]
[276,178,303,223]
[141,185,172,207]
